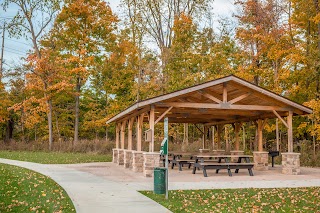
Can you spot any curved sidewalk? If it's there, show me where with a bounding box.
[0,158,170,213]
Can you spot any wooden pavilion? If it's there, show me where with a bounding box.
[106,75,312,177]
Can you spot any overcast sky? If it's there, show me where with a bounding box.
[0,0,235,73]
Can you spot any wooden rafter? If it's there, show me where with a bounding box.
[197,90,222,103]
[228,93,251,104]
[272,110,288,128]
[155,106,173,125]
[158,102,292,111]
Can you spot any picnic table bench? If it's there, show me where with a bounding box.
[192,155,254,177]
[169,152,198,171]
[194,162,254,177]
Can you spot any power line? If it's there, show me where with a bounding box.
[6,38,31,46]
[4,49,26,56]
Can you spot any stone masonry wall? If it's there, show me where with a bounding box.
[117,149,125,166]
[253,151,269,171]
[143,152,160,177]
[124,150,133,169]
[132,151,144,172]
[282,152,301,175]
[112,149,118,164]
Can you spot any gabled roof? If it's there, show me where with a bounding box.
[106,75,312,125]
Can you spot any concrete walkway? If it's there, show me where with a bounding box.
[2,159,320,213]
[0,158,170,213]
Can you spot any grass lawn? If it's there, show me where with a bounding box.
[0,150,112,164]
[141,187,320,212]
[0,163,75,212]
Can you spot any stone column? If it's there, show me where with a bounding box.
[282,153,301,175]
[132,151,144,172]
[117,149,125,165]
[253,151,269,171]
[230,150,245,162]
[124,150,133,169]
[112,148,118,164]
[143,152,160,177]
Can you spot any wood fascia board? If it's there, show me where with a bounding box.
[116,106,150,124]
[157,102,292,111]
[230,76,313,114]
[272,110,288,128]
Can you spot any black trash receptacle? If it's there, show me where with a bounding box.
[154,167,166,194]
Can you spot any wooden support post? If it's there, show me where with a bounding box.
[212,126,215,150]
[136,114,144,151]
[223,82,227,103]
[257,119,263,152]
[217,125,222,150]
[287,111,293,152]
[183,123,189,145]
[128,117,134,150]
[121,121,126,149]
[242,125,246,150]
[225,126,229,152]
[202,125,205,149]
[149,105,155,152]
[234,123,241,151]
[116,123,120,149]
[276,119,279,151]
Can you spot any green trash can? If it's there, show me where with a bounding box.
[154,167,166,194]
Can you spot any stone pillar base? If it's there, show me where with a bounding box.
[117,149,125,166]
[212,150,225,155]
[230,150,245,162]
[253,151,269,171]
[124,150,133,169]
[199,149,210,153]
[143,152,160,177]
[112,148,119,164]
[282,152,301,175]
[132,151,144,172]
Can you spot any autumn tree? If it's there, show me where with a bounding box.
[235,0,292,91]
[121,0,214,93]
[1,0,61,145]
[55,0,118,144]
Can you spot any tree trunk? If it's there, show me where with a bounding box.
[74,76,81,145]
[5,116,14,143]
[47,99,53,151]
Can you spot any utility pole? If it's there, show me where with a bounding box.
[0,21,5,80]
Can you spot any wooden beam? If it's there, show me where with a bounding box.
[127,117,134,150]
[276,119,279,151]
[149,105,155,152]
[212,126,215,150]
[183,123,189,145]
[118,106,150,123]
[257,119,263,152]
[287,111,293,152]
[155,106,173,125]
[136,113,144,151]
[120,121,126,149]
[198,90,222,103]
[223,82,228,103]
[228,93,251,104]
[115,123,120,149]
[216,124,223,150]
[159,102,292,111]
[272,110,288,128]
[234,123,241,151]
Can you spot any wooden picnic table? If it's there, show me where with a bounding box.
[169,152,199,171]
[192,154,254,177]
